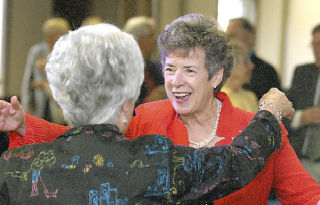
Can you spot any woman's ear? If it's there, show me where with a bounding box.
[213,67,224,88]
[120,101,130,123]
[118,101,131,134]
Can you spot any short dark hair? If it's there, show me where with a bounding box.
[312,24,320,35]
[158,13,233,94]
[231,17,255,34]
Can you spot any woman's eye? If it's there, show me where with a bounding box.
[187,69,195,73]
[165,67,174,72]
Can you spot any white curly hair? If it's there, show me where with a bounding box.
[46,23,144,127]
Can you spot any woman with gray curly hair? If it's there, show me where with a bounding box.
[2,14,314,204]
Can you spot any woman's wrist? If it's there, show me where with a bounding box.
[259,101,282,123]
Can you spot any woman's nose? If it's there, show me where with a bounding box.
[171,70,184,86]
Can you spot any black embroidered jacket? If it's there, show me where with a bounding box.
[0,111,281,204]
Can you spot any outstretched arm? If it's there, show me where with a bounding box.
[173,88,295,203]
[170,110,281,203]
[0,97,69,149]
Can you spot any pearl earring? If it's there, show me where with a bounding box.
[122,117,128,123]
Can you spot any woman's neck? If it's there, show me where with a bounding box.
[180,96,218,129]
[180,96,223,147]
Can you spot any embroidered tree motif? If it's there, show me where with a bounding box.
[29,150,58,199]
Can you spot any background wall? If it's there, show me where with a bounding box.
[255,0,287,80]
[156,0,217,36]
[6,0,51,97]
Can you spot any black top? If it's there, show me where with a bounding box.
[0,132,9,155]
[244,52,281,99]
[0,110,281,204]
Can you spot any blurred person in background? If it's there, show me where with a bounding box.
[286,23,320,182]
[226,18,281,100]
[123,16,166,106]
[81,16,103,26]
[221,41,258,112]
[21,17,70,125]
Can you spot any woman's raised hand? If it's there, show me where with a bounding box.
[0,96,26,137]
[259,88,295,121]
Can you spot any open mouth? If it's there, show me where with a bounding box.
[173,92,191,102]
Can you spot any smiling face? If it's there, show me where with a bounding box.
[164,47,221,116]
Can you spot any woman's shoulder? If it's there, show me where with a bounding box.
[135,99,174,115]
[135,99,177,125]
[126,100,177,139]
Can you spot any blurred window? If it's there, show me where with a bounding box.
[218,0,256,31]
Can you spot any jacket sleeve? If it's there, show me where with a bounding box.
[8,113,70,149]
[173,110,282,203]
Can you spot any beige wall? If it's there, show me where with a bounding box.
[182,0,218,18]
[156,0,182,35]
[156,0,218,34]
[255,0,286,80]
[6,0,51,97]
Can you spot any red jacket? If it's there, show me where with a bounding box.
[9,92,320,205]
